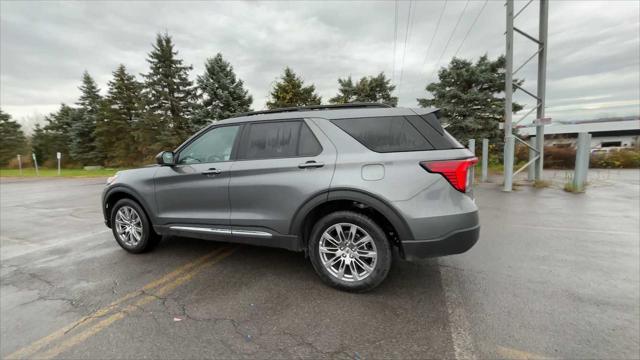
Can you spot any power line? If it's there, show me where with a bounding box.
[391,0,399,83]
[428,0,471,82]
[453,0,489,58]
[422,0,448,67]
[397,0,414,90]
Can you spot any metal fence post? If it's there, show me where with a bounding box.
[503,135,515,192]
[481,139,489,182]
[32,153,39,177]
[57,152,61,176]
[528,137,536,181]
[17,154,23,176]
[573,132,591,192]
[468,139,476,155]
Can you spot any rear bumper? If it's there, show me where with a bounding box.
[401,224,480,260]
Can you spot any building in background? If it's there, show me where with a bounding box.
[518,118,640,150]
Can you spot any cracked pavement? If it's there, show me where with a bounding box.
[1,171,639,359]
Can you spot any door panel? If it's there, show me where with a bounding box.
[153,125,240,225]
[229,119,336,235]
[154,162,233,225]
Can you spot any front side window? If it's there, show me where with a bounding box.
[238,120,322,160]
[177,125,240,164]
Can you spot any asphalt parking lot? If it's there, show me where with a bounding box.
[1,170,639,359]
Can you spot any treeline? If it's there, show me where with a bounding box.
[2,39,528,169]
[0,33,398,167]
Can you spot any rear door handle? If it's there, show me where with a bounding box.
[298,161,324,169]
[201,168,222,176]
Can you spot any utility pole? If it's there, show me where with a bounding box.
[503,0,549,190]
[503,0,515,192]
[535,0,548,179]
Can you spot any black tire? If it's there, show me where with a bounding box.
[308,211,392,292]
[110,198,161,254]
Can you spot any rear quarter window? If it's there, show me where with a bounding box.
[331,116,433,153]
[331,115,461,153]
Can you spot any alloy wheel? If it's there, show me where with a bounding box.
[115,206,143,247]
[319,223,378,282]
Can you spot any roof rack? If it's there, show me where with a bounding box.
[231,102,391,118]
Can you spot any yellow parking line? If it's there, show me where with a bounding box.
[6,247,233,360]
[35,247,236,359]
[497,345,553,360]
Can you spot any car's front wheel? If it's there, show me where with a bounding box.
[110,198,160,253]
[308,211,392,292]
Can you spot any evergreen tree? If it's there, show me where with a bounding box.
[70,71,104,165]
[32,104,81,164]
[141,33,199,153]
[329,77,357,104]
[330,73,397,106]
[266,67,321,109]
[0,109,27,166]
[417,55,523,144]
[97,65,145,165]
[30,123,47,163]
[196,53,253,121]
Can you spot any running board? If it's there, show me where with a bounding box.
[169,226,272,238]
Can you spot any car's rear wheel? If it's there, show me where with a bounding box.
[309,211,392,292]
[110,198,160,253]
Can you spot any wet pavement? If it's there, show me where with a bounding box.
[1,169,638,359]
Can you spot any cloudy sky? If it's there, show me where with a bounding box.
[1,0,639,132]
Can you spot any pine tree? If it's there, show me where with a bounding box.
[330,73,397,106]
[96,64,145,165]
[196,53,253,122]
[141,33,199,153]
[417,55,523,145]
[32,104,81,164]
[329,77,357,104]
[266,67,321,109]
[30,123,48,163]
[0,109,27,166]
[70,71,104,165]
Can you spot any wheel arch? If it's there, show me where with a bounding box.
[103,186,155,228]
[290,188,414,253]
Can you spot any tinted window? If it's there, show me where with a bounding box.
[178,125,240,164]
[238,120,323,160]
[240,121,300,159]
[298,123,322,156]
[405,115,455,149]
[331,116,433,153]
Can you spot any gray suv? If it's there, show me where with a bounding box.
[102,103,479,292]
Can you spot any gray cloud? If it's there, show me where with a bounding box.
[1,0,638,132]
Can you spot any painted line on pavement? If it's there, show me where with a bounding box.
[5,247,234,359]
[497,345,553,359]
[440,264,477,360]
[511,224,638,236]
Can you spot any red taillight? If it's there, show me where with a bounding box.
[420,157,478,193]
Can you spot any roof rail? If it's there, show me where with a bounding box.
[231,102,391,118]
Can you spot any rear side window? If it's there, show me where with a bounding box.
[331,116,433,152]
[298,123,323,156]
[405,115,458,149]
[332,115,462,152]
[238,120,322,160]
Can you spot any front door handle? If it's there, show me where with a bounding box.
[201,168,222,176]
[298,160,324,169]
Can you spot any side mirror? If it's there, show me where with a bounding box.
[155,151,175,166]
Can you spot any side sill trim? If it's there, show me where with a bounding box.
[170,226,231,235]
[232,230,272,238]
[169,226,272,238]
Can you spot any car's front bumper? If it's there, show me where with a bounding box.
[400,224,480,260]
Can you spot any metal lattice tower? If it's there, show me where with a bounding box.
[503,0,549,192]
